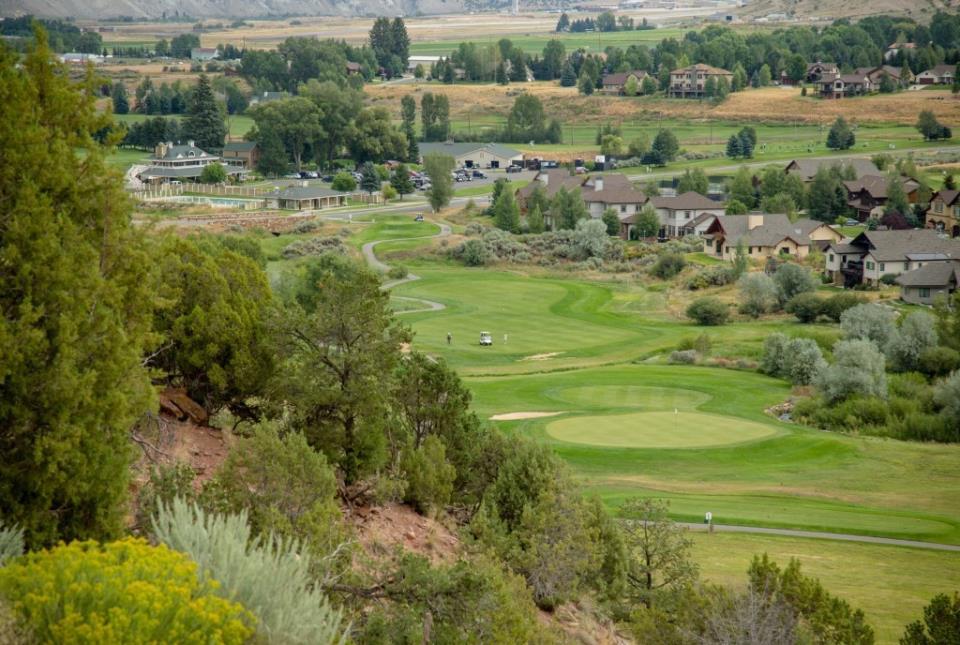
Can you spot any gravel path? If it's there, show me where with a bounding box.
[678,523,960,552]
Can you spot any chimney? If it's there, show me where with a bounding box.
[187,140,195,148]
[154,142,167,159]
[747,213,764,230]
[595,177,604,192]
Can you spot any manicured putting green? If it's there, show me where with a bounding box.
[546,411,778,449]
[547,385,711,410]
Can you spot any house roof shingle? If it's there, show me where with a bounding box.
[418,141,522,160]
[223,141,258,153]
[707,214,831,248]
[843,174,920,199]
[581,174,647,204]
[650,191,724,211]
[271,186,348,200]
[515,169,586,203]
[933,189,960,206]
[786,158,880,182]
[602,70,648,86]
[852,229,960,262]
[895,260,960,287]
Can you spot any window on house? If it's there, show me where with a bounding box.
[866,261,875,270]
[620,205,627,213]
[920,288,931,298]
[829,254,835,262]
[905,262,911,270]
[879,262,885,272]
[685,211,692,219]
[780,247,790,255]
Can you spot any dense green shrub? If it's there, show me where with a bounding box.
[784,292,824,323]
[760,334,825,385]
[152,499,345,645]
[650,253,687,279]
[821,292,866,322]
[0,538,254,643]
[685,266,734,290]
[879,273,898,285]
[461,239,489,266]
[669,349,698,364]
[901,592,960,645]
[934,371,960,441]
[918,346,960,377]
[686,297,729,326]
[677,333,712,355]
[386,265,408,280]
[886,311,938,373]
[401,436,456,515]
[135,461,198,532]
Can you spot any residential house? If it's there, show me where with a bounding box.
[843,174,921,221]
[895,260,960,305]
[345,61,362,75]
[515,169,586,214]
[221,140,260,169]
[648,191,725,238]
[926,189,960,237]
[916,64,956,85]
[579,174,648,219]
[190,48,218,61]
[703,213,842,261]
[600,70,648,95]
[668,63,733,98]
[780,61,837,86]
[266,184,349,211]
[784,158,880,183]
[858,65,912,87]
[885,42,916,62]
[418,142,523,169]
[816,70,873,98]
[138,141,244,184]
[680,212,722,237]
[407,55,445,73]
[824,229,960,287]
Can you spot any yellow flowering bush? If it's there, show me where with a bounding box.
[0,538,254,644]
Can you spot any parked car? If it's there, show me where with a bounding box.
[506,165,522,174]
[844,219,860,227]
[414,213,424,222]
[472,170,487,178]
[321,175,334,182]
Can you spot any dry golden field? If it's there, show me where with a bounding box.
[366,82,960,127]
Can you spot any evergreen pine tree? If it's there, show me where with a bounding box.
[111,82,129,114]
[738,131,754,158]
[560,61,577,87]
[390,163,415,200]
[360,161,381,195]
[726,134,742,158]
[256,127,288,177]
[826,116,855,150]
[182,74,226,152]
[496,61,509,85]
[493,189,521,233]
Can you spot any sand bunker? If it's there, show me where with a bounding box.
[519,352,564,361]
[489,411,564,421]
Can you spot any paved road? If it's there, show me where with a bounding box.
[679,522,960,552]
[624,144,960,182]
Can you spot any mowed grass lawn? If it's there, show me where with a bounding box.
[691,533,960,645]
[392,266,960,544]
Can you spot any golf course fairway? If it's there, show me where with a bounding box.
[545,411,779,448]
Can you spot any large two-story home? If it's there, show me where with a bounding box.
[926,189,960,238]
[515,169,587,212]
[703,213,842,261]
[843,175,921,221]
[824,229,960,287]
[579,174,648,219]
[780,61,839,86]
[138,140,245,184]
[668,64,733,98]
[816,70,873,98]
[648,191,726,238]
[600,70,649,95]
[221,140,261,169]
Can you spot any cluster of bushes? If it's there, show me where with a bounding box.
[686,265,735,290]
[784,291,866,323]
[766,303,960,442]
[451,221,627,270]
[281,236,346,258]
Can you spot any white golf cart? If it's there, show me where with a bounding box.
[479,331,493,346]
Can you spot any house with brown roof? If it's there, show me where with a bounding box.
[515,169,586,214]
[917,64,956,85]
[345,61,362,75]
[648,191,725,238]
[816,70,873,98]
[843,175,921,221]
[580,174,648,220]
[138,140,246,184]
[781,61,838,86]
[668,63,733,98]
[824,229,960,287]
[266,184,349,211]
[927,189,960,238]
[785,158,879,183]
[703,213,842,261]
[895,260,960,305]
[600,70,648,95]
[885,42,916,62]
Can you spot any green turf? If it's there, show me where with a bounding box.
[546,410,779,448]
[691,532,960,645]
[409,27,686,56]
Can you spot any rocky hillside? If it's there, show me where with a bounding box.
[1,0,472,20]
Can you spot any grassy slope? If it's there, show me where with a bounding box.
[409,28,685,56]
